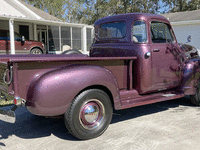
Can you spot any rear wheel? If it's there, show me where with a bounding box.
[190,81,200,106]
[64,89,113,140]
[30,48,43,54]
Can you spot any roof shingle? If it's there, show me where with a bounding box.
[161,9,200,22]
[0,0,62,22]
[18,0,62,21]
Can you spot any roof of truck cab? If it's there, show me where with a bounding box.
[94,13,168,25]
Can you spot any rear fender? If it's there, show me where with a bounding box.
[181,58,200,95]
[26,65,120,116]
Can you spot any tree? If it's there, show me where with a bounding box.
[187,0,200,10]
[162,0,200,13]
[67,0,162,25]
[24,0,66,20]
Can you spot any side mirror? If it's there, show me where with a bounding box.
[187,35,192,43]
[21,36,25,42]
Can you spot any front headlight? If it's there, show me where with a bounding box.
[42,44,44,48]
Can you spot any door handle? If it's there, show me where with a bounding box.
[153,49,160,52]
[145,52,151,59]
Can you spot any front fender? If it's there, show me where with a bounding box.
[26,65,120,116]
[181,58,200,95]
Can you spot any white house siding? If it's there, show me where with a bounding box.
[0,20,8,30]
[0,0,26,18]
[172,24,200,50]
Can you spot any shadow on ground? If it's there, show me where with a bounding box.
[0,96,197,143]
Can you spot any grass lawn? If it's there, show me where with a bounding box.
[0,95,14,107]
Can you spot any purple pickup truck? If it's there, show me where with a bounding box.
[0,13,200,140]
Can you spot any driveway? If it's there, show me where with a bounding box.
[0,96,200,150]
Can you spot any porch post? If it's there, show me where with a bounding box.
[70,27,73,49]
[9,19,15,54]
[34,24,37,41]
[47,25,49,53]
[91,28,94,40]
[59,26,61,52]
[82,25,87,54]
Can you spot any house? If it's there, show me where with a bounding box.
[162,10,200,50]
[0,0,94,54]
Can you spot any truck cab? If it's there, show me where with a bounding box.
[90,13,185,94]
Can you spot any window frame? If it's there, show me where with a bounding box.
[131,20,148,44]
[98,21,126,39]
[150,21,176,44]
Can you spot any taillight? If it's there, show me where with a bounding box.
[13,97,21,105]
[13,98,17,105]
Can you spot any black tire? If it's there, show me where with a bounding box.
[30,48,43,54]
[62,49,82,55]
[190,81,200,106]
[64,89,113,140]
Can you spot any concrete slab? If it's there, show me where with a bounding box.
[0,96,200,150]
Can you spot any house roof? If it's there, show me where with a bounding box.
[18,0,61,21]
[161,9,200,22]
[0,0,61,21]
[0,0,93,28]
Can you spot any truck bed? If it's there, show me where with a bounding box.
[0,54,137,101]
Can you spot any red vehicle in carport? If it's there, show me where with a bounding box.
[0,30,45,54]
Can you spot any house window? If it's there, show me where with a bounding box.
[48,26,60,51]
[19,25,29,40]
[61,26,71,50]
[72,27,82,50]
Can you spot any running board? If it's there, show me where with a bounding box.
[120,90,185,109]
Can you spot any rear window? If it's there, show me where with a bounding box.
[98,22,126,38]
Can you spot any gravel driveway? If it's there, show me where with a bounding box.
[0,96,200,150]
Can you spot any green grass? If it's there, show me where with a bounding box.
[0,95,14,107]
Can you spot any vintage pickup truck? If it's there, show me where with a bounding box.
[0,13,200,140]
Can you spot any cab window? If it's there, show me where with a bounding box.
[132,21,147,43]
[98,22,126,38]
[151,21,175,43]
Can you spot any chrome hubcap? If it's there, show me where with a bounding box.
[79,99,105,130]
[84,103,99,123]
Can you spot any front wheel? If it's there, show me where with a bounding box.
[64,89,113,140]
[190,81,200,106]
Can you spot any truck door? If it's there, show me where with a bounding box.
[150,21,182,91]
